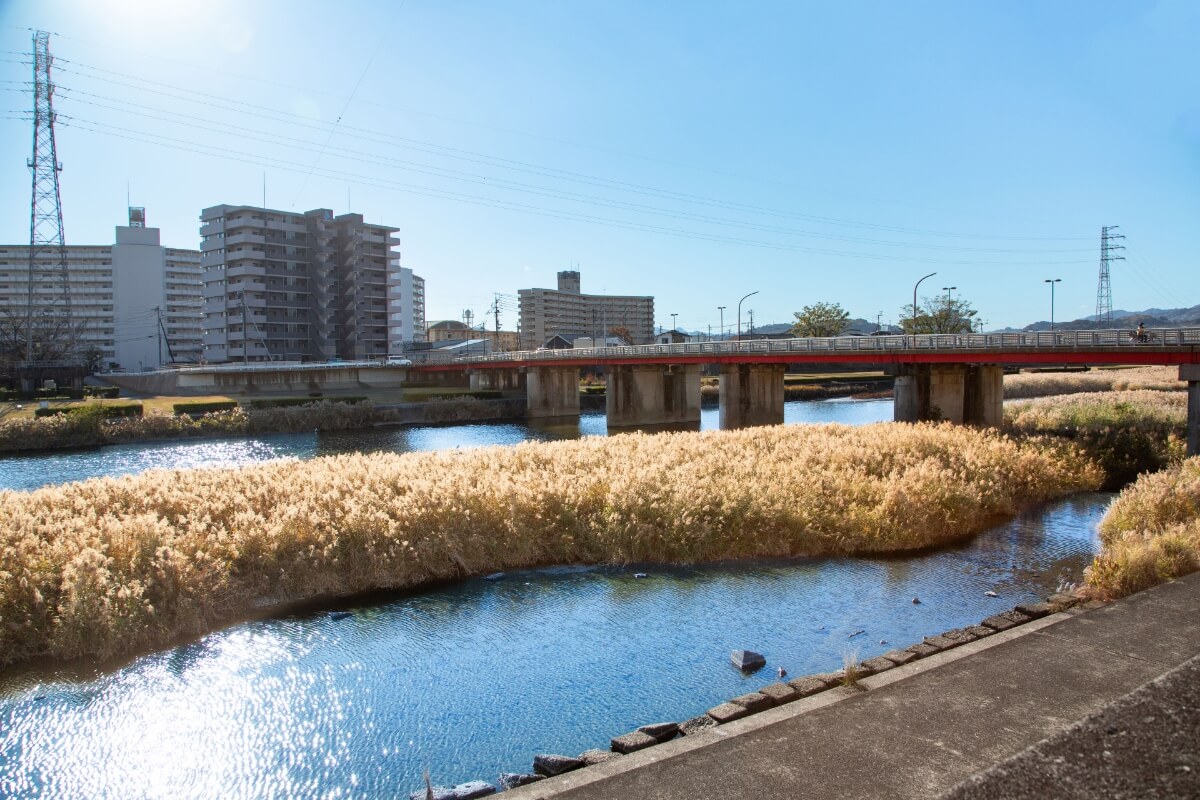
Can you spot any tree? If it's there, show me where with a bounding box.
[899,296,978,334]
[790,302,851,338]
[607,325,634,345]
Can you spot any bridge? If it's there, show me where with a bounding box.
[413,327,1200,452]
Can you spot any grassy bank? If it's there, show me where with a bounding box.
[1087,456,1200,599]
[1005,390,1187,488]
[0,422,1101,667]
[0,401,379,453]
[1003,366,1182,400]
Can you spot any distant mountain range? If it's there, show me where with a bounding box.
[734,306,1200,337]
[1016,304,1200,333]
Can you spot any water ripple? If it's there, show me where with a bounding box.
[0,492,1109,799]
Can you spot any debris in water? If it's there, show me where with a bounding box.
[776,667,787,678]
[483,572,506,581]
[879,640,888,645]
[912,597,922,605]
[731,649,766,672]
[848,629,865,639]
[633,572,648,579]
[985,590,999,598]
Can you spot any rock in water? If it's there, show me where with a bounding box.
[637,722,680,743]
[497,773,543,791]
[912,597,922,605]
[450,781,496,799]
[533,753,585,777]
[483,572,505,581]
[633,572,648,578]
[985,590,998,597]
[730,649,766,672]
[408,786,454,800]
[329,611,352,620]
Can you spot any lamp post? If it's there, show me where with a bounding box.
[942,286,957,333]
[737,291,758,341]
[717,306,725,340]
[1045,278,1061,331]
[912,272,937,337]
[671,313,678,336]
[876,311,883,334]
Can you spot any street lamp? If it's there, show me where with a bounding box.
[737,291,758,340]
[671,313,678,335]
[717,306,726,340]
[942,286,957,333]
[1045,278,1061,331]
[912,272,937,337]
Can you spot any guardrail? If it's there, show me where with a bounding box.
[432,327,1200,366]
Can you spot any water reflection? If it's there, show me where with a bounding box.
[0,399,895,491]
[0,492,1110,798]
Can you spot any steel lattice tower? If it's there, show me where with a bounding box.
[1095,225,1124,325]
[25,30,74,365]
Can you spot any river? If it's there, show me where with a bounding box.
[0,399,894,492]
[0,397,1109,797]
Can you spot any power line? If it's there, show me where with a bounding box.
[55,114,1098,268]
[46,56,1092,242]
[51,88,1096,255]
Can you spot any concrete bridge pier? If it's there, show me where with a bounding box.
[470,368,525,392]
[607,364,701,429]
[1183,365,1200,457]
[719,363,785,429]
[526,366,580,419]
[895,364,1002,426]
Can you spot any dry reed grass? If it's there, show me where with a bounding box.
[1004,390,1187,487]
[1087,457,1200,599]
[1003,366,1182,400]
[0,422,1101,666]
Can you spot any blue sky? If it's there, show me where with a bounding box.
[1,0,1197,332]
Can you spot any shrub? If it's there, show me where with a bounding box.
[1087,457,1200,599]
[248,396,367,409]
[173,400,238,415]
[1005,390,1187,488]
[83,386,121,399]
[34,403,143,419]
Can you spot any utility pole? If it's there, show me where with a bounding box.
[876,311,883,333]
[24,30,74,371]
[717,306,725,340]
[748,309,755,337]
[155,305,163,367]
[1096,226,1124,325]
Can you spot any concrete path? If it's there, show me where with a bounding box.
[505,572,1200,800]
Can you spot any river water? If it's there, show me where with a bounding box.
[0,398,1110,798]
[0,399,894,492]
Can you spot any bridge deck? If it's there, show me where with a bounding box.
[412,328,1200,371]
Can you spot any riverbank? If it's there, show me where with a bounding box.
[0,397,525,455]
[498,571,1200,800]
[0,422,1100,667]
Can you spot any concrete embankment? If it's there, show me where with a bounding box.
[503,572,1200,800]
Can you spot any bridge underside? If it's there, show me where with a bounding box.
[415,344,1200,447]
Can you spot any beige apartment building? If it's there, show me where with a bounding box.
[200,204,400,362]
[0,208,202,370]
[426,320,519,351]
[517,270,654,349]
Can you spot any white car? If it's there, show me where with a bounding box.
[386,356,413,366]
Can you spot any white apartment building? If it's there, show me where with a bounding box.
[387,259,426,353]
[200,205,400,362]
[518,270,654,349]
[0,208,203,370]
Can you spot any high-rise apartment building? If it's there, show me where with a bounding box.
[0,208,202,371]
[387,259,426,353]
[200,205,400,362]
[518,270,654,349]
